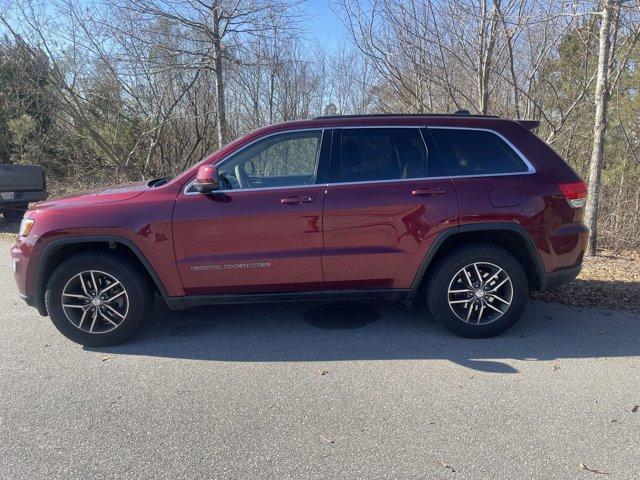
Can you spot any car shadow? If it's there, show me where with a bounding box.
[86,298,640,373]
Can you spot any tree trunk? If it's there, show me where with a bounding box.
[584,0,616,257]
[212,3,228,147]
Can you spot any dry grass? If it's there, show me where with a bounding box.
[533,250,640,314]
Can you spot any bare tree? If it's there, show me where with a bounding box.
[118,0,303,147]
[0,0,204,180]
[584,0,618,256]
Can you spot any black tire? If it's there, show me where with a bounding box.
[45,252,152,346]
[2,205,27,223]
[427,244,529,338]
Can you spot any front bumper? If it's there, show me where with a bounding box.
[10,237,47,316]
[18,292,35,307]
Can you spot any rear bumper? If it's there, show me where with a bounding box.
[540,263,582,291]
[0,191,49,208]
[0,190,48,205]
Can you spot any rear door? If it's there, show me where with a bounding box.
[173,129,330,295]
[321,126,458,290]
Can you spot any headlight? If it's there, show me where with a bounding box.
[19,218,35,237]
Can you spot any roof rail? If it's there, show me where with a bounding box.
[313,112,500,120]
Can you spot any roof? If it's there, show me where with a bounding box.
[314,112,500,120]
[248,113,538,132]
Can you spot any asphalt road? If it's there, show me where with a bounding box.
[1,239,639,479]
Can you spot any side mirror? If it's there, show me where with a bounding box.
[194,165,220,193]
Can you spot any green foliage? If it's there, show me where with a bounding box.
[534,22,640,248]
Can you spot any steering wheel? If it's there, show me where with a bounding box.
[234,165,253,189]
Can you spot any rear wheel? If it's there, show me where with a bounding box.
[427,244,529,338]
[45,252,152,346]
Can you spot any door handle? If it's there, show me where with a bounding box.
[411,187,446,196]
[281,195,315,205]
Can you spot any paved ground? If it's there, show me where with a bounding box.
[1,239,639,479]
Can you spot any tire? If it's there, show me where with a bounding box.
[427,244,529,338]
[2,205,27,223]
[45,252,152,346]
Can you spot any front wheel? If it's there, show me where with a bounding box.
[45,252,152,346]
[427,244,529,338]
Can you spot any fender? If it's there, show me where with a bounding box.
[32,235,169,315]
[406,222,546,304]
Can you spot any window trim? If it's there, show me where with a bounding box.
[427,126,536,178]
[184,128,326,195]
[184,124,537,194]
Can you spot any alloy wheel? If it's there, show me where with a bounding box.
[447,262,513,325]
[61,270,129,334]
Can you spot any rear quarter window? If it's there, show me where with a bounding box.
[429,128,530,176]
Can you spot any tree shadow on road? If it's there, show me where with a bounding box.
[86,298,640,374]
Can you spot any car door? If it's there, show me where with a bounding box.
[173,129,330,295]
[322,126,458,290]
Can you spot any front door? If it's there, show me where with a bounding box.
[173,129,329,295]
[322,127,458,290]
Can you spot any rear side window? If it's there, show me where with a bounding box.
[429,128,529,176]
[331,128,430,183]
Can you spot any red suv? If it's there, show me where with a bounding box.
[10,113,588,346]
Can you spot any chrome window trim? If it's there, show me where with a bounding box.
[184,127,326,195]
[183,124,537,195]
[427,126,536,176]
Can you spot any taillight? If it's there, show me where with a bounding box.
[558,181,587,208]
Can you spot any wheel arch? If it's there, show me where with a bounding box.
[33,236,168,316]
[407,223,545,304]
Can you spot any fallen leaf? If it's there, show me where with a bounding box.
[101,356,110,362]
[320,435,334,444]
[436,459,456,473]
[632,405,639,413]
[579,462,609,475]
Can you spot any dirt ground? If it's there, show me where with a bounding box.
[533,250,640,314]
[2,219,638,314]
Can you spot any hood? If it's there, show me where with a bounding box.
[32,181,149,210]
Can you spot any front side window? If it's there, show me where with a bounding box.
[429,128,529,176]
[215,130,322,190]
[331,128,428,183]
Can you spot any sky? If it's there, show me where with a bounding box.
[303,0,347,51]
